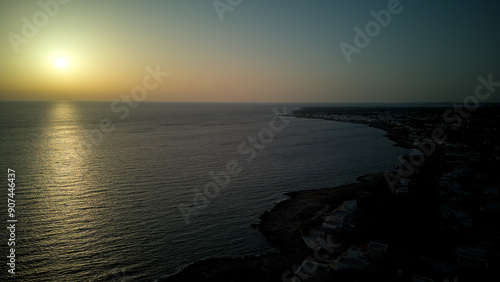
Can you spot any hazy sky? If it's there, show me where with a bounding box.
[1,0,499,103]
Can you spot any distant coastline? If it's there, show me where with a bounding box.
[163,106,416,281]
[165,105,500,281]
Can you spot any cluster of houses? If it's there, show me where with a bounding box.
[293,241,389,280]
[293,200,389,280]
[291,162,496,280]
[322,200,357,230]
[291,108,499,280]
[390,152,496,281]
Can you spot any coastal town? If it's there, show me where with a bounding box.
[288,106,499,281]
[165,106,499,282]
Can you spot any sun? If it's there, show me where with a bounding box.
[53,57,68,69]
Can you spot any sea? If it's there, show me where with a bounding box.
[0,102,409,281]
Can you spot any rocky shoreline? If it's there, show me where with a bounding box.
[163,173,390,282]
[163,111,409,282]
[164,106,500,281]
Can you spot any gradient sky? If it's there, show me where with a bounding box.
[1,0,499,103]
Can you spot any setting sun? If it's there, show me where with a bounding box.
[54,57,68,69]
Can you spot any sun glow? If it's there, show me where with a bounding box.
[54,57,68,69]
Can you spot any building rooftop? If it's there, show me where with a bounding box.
[368,241,388,253]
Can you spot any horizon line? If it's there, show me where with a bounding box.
[1,100,500,105]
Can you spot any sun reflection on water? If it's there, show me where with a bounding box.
[24,102,109,278]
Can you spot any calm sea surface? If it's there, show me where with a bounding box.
[0,102,408,281]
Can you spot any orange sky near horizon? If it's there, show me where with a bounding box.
[1,1,499,103]
[0,1,342,103]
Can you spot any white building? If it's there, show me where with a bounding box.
[294,259,328,279]
[322,200,357,230]
[323,210,348,230]
[332,247,367,271]
[337,200,357,215]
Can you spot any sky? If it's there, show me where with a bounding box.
[0,0,499,103]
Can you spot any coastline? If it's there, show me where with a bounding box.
[163,110,410,282]
[163,173,390,282]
